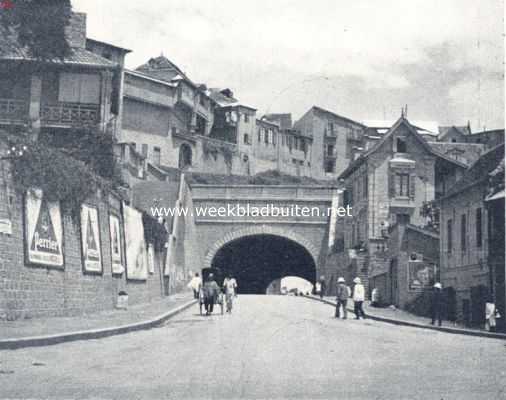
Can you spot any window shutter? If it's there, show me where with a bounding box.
[389,171,396,197]
[79,74,100,104]
[409,173,416,199]
[58,73,80,102]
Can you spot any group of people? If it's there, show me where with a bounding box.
[334,276,366,320]
[187,272,238,316]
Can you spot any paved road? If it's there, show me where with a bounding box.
[1,296,505,399]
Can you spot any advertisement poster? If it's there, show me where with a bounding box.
[109,214,124,274]
[25,189,64,268]
[80,204,102,273]
[408,261,435,291]
[123,204,148,280]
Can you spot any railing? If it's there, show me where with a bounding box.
[0,98,28,123]
[41,102,99,126]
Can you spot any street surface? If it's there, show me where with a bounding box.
[1,295,505,399]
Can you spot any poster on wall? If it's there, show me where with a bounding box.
[25,189,64,268]
[80,204,102,273]
[123,204,148,280]
[408,261,435,291]
[147,243,155,274]
[109,214,124,274]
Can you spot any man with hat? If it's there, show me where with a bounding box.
[352,277,366,319]
[335,277,349,319]
[203,273,220,316]
[431,282,443,326]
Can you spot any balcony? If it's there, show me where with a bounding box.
[41,102,100,127]
[0,98,28,124]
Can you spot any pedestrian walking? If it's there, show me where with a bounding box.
[223,275,237,313]
[187,272,202,299]
[203,273,220,315]
[431,282,443,326]
[315,275,326,299]
[485,296,501,332]
[335,277,348,319]
[352,277,366,319]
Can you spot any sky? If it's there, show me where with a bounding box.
[73,0,504,131]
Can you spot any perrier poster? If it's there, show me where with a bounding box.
[25,189,64,268]
[80,204,102,273]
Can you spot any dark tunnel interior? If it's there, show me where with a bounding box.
[210,234,316,294]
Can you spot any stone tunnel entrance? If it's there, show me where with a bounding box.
[210,234,316,294]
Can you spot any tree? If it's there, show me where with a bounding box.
[0,0,72,60]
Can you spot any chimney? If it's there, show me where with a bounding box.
[65,12,87,48]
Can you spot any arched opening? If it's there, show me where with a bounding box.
[210,234,316,294]
[178,143,192,169]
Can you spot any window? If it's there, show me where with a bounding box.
[153,147,161,165]
[447,219,453,253]
[396,137,407,153]
[268,129,273,144]
[141,144,148,158]
[257,128,261,142]
[476,208,482,248]
[58,73,100,104]
[273,132,277,145]
[243,133,251,145]
[396,173,410,197]
[244,114,249,123]
[325,160,335,173]
[461,214,467,251]
[264,129,269,144]
[327,144,335,157]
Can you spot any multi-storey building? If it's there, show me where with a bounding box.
[294,106,367,179]
[438,144,504,329]
[328,116,467,299]
[0,13,126,141]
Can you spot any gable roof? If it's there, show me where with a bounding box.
[311,106,367,128]
[438,143,504,200]
[0,29,117,68]
[136,55,188,83]
[438,125,471,141]
[339,117,468,179]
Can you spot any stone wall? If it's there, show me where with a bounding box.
[0,159,169,320]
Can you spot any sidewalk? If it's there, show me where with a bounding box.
[310,295,506,340]
[0,291,197,349]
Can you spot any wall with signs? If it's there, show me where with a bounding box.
[0,163,169,320]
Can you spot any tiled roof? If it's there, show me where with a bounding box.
[339,117,468,179]
[136,55,189,84]
[312,106,366,128]
[441,143,504,199]
[437,125,471,140]
[0,31,117,68]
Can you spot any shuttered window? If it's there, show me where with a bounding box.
[476,208,482,248]
[58,73,100,104]
[447,219,453,254]
[461,214,467,251]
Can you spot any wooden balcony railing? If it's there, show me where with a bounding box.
[41,102,99,126]
[0,98,28,123]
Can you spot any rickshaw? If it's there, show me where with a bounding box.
[199,267,224,315]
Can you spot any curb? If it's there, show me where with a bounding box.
[307,295,506,341]
[0,299,198,350]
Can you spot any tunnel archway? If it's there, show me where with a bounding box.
[210,234,316,294]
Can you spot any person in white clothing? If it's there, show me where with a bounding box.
[352,277,366,319]
[485,296,500,332]
[187,273,202,299]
